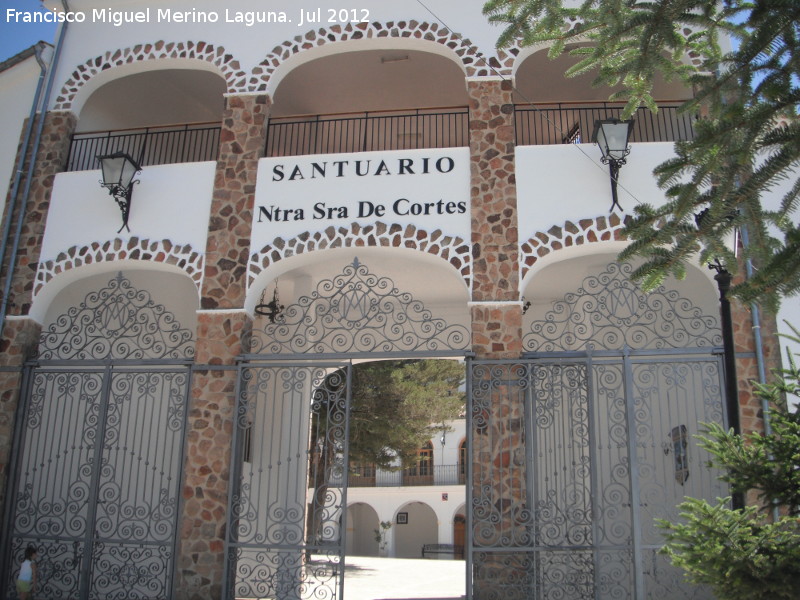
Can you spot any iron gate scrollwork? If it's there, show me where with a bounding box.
[248,257,470,356]
[469,262,727,599]
[225,362,351,600]
[1,274,194,599]
[227,258,471,599]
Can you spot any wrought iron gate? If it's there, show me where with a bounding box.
[1,274,194,599]
[467,262,728,599]
[224,361,351,600]
[468,352,726,599]
[223,258,471,599]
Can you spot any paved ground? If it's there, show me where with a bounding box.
[343,556,466,600]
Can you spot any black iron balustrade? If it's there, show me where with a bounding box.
[265,107,470,157]
[65,122,221,172]
[343,464,465,488]
[515,102,696,146]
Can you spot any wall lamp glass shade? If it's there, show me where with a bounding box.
[593,119,634,164]
[592,119,634,212]
[97,152,141,233]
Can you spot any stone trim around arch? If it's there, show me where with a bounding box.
[248,221,472,290]
[250,21,494,91]
[34,238,204,297]
[53,40,247,112]
[520,213,630,281]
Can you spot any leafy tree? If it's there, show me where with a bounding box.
[483,0,800,310]
[306,359,464,544]
[346,359,465,469]
[656,356,800,599]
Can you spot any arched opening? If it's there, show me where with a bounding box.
[76,68,225,132]
[513,45,696,146]
[271,49,467,116]
[453,511,466,560]
[268,47,469,156]
[346,503,381,557]
[458,438,468,485]
[68,68,226,171]
[38,267,199,333]
[247,248,471,334]
[521,251,719,336]
[394,502,438,559]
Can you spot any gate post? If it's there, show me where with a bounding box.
[0,319,40,565]
[177,91,268,600]
[467,77,528,599]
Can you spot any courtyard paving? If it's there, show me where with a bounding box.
[343,556,466,600]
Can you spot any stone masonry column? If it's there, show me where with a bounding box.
[466,78,526,599]
[177,93,269,600]
[1,112,77,315]
[0,111,76,516]
[468,77,521,359]
[0,319,40,511]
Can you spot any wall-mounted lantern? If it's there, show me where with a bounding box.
[593,119,634,212]
[97,152,141,233]
[256,283,285,323]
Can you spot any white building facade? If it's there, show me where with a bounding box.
[0,1,793,599]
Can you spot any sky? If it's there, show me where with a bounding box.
[0,0,57,63]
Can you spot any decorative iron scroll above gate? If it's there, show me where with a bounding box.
[38,273,195,360]
[249,258,470,355]
[524,261,722,352]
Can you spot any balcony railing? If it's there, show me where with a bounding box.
[515,102,696,146]
[65,123,221,172]
[343,464,465,488]
[265,108,470,158]
[63,101,695,172]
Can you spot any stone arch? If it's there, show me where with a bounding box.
[249,21,493,93]
[495,44,519,77]
[34,237,204,298]
[520,213,630,282]
[53,40,247,112]
[248,221,471,291]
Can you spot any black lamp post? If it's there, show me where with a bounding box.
[97,152,141,233]
[708,260,741,435]
[694,210,741,438]
[694,209,743,511]
[593,118,634,212]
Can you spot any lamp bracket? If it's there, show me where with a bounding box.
[101,179,138,233]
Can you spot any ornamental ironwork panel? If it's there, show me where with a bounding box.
[249,258,470,355]
[38,272,195,360]
[468,356,723,599]
[524,261,721,352]
[3,367,189,600]
[225,363,350,600]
